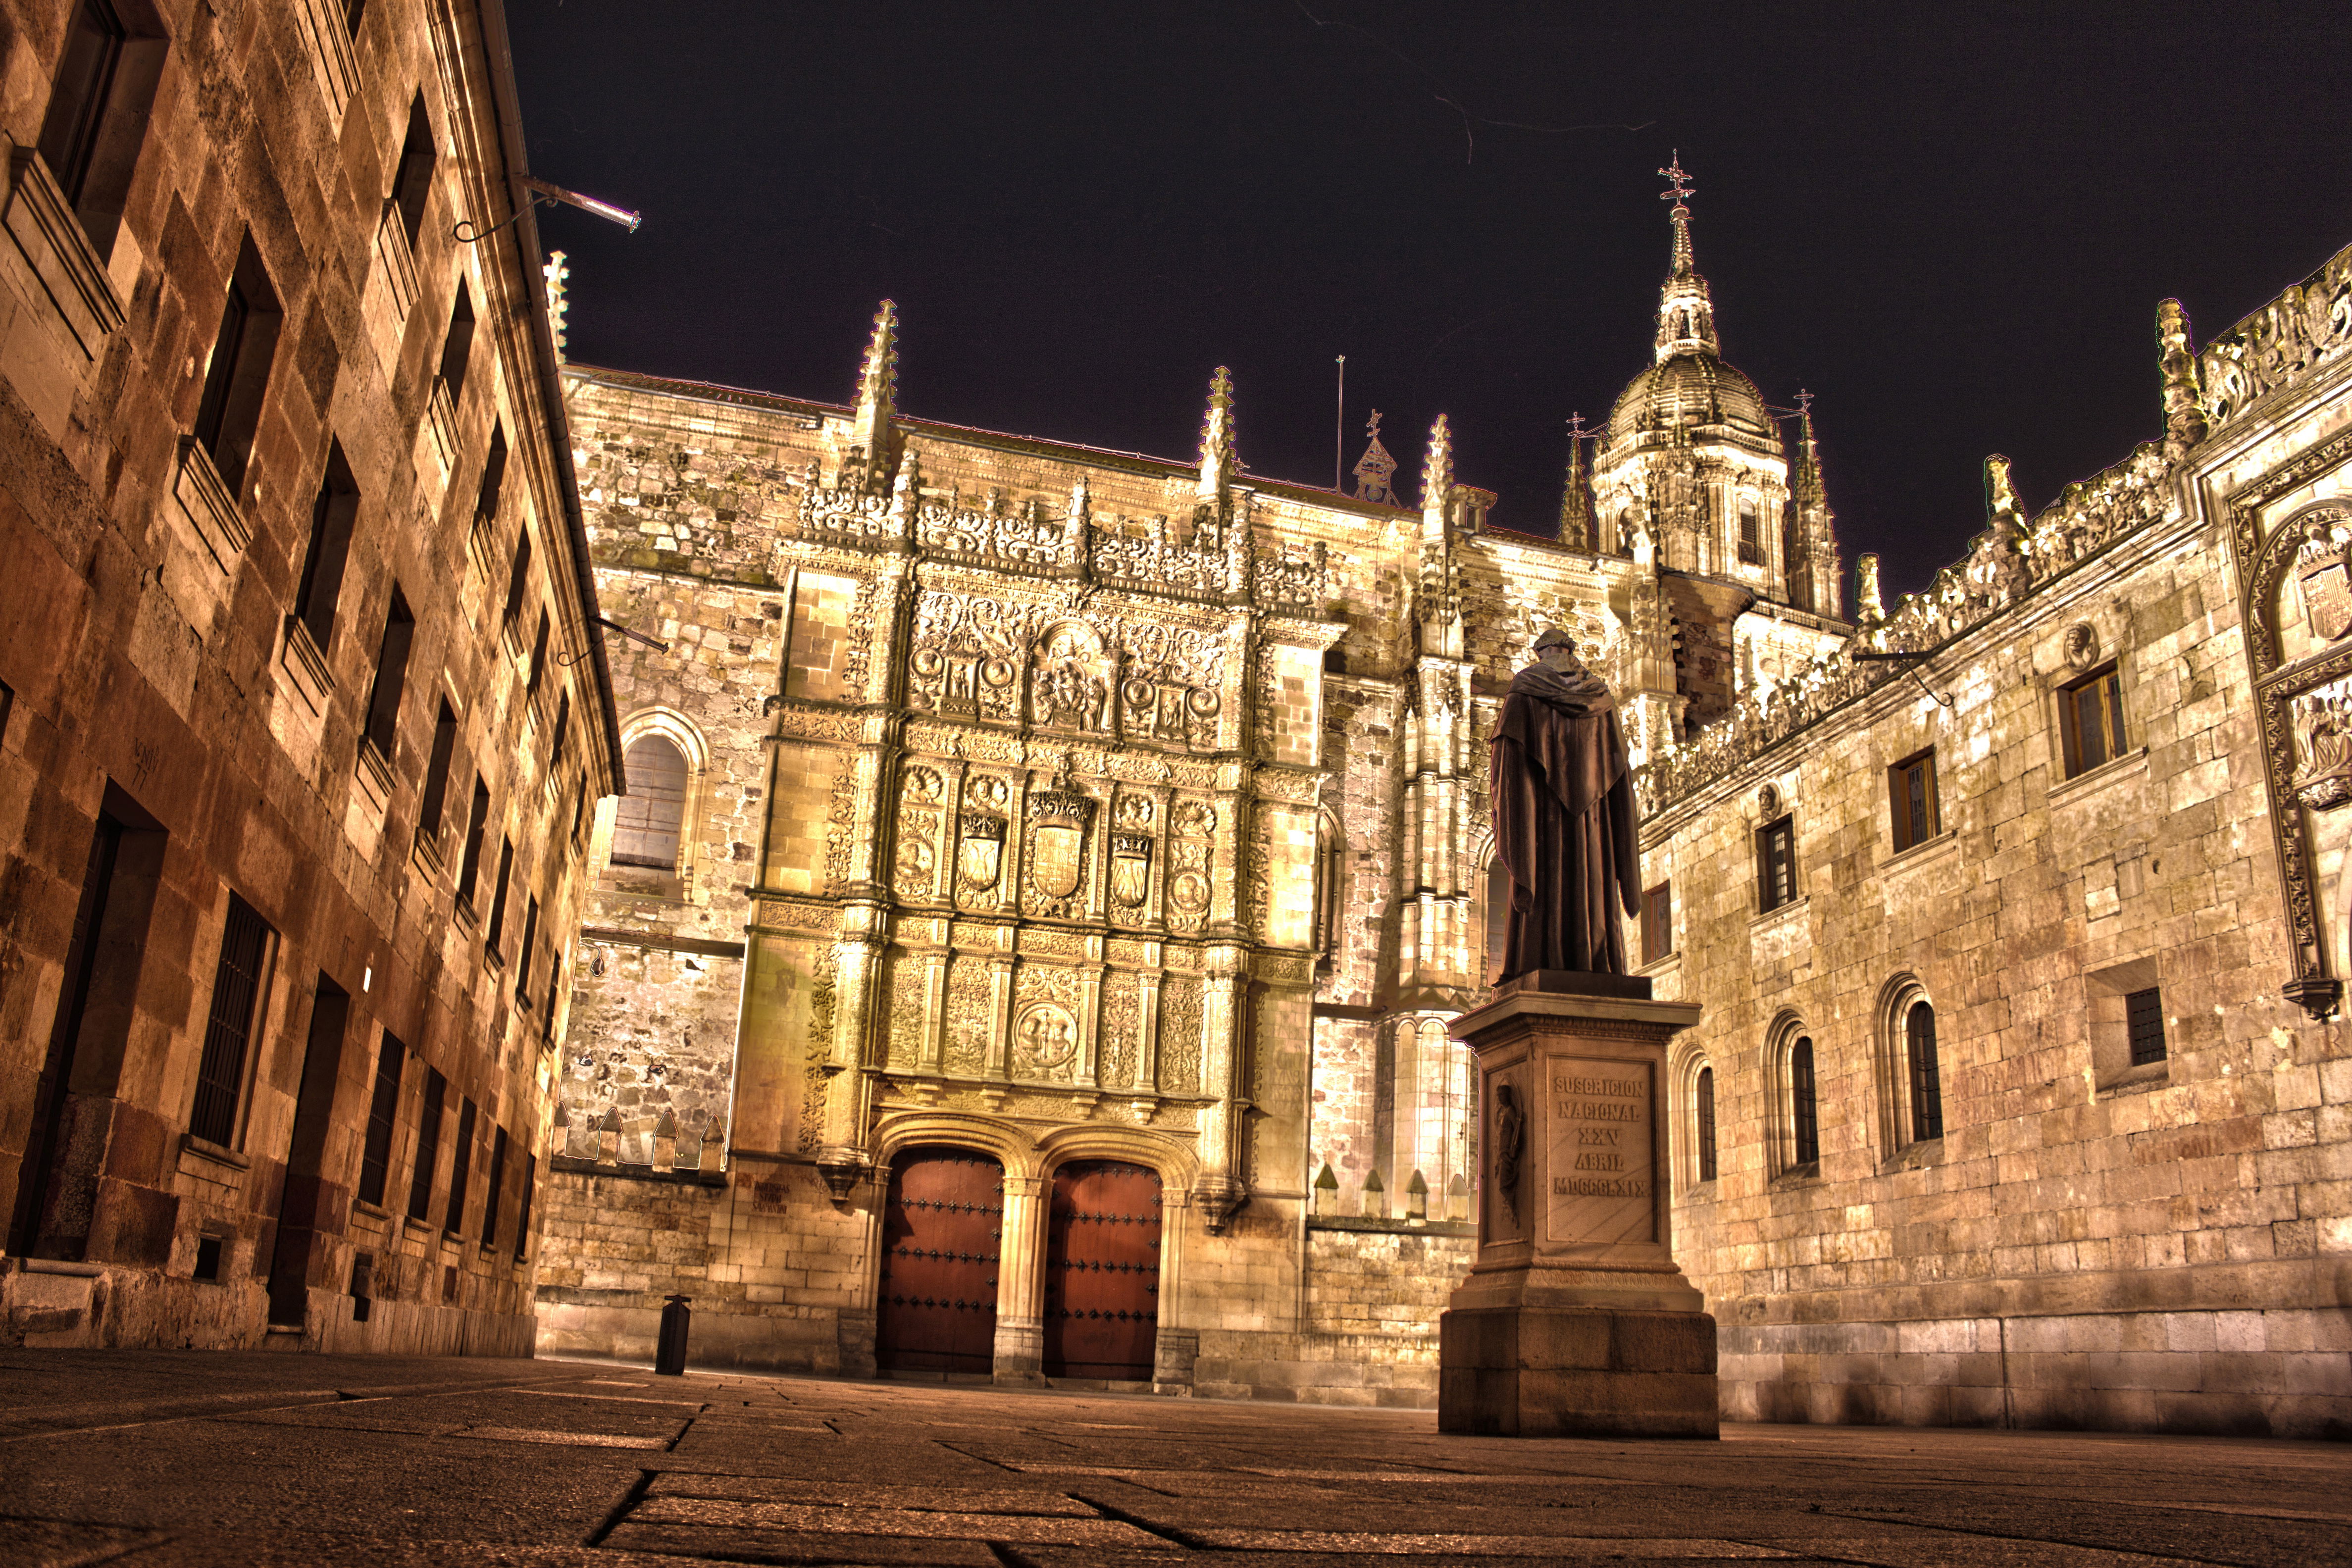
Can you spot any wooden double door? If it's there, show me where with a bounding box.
[875,1150,1165,1381]
[1042,1159,1162,1381]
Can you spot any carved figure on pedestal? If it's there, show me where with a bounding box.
[1490,630,1641,978]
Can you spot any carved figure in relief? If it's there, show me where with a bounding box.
[1014,1004,1079,1076]
[1167,800,1216,928]
[2293,685,2352,810]
[1491,630,1641,977]
[1033,621,1113,733]
[2297,526,2352,643]
[909,591,1024,720]
[1492,1082,1526,1222]
[1119,622,1224,748]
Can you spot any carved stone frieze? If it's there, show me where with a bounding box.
[753,897,838,935]
[1166,799,1216,934]
[2199,242,2352,430]
[2290,683,2352,810]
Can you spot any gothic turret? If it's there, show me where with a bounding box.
[1556,414,1594,550]
[1788,397,1843,616]
[1197,365,1237,509]
[847,299,899,493]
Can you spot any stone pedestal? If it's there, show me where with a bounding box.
[1439,974,1717,1439]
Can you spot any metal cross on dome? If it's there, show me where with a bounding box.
[1658,152,1694,211]
[1796,388,1814,416]
[1567,411,1589,441]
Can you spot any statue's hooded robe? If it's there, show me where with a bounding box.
[1490,652,1641,978]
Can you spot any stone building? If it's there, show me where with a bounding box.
[1638,249,2352,1437]
[0,0,621,1354]
[535,184,1849,1400]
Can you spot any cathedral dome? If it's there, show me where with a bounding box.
[1605,351,1777,450]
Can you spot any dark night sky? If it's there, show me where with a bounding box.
[505,1,2352,598]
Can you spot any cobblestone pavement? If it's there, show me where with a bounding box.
[0,1350,2345,1566]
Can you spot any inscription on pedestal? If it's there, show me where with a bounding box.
[1542,1054,1654,1245]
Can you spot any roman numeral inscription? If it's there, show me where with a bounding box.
[1544,1056,1656,1245]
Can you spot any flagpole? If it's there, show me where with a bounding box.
[1334,355,1346,492]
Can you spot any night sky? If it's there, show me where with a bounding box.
[506,1,2351,598]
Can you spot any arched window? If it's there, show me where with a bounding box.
[1790,1037,1819,1166]
[1906,1001,1943,1142]
[1313,809,1343,965]
[611,734,687,870]
[1737,497,1762,564]
[1695,1065,1717,1183]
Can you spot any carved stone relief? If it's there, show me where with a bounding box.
[883,947,924,1068]
[943,955,990,1074]
[1167,800,1215,935]
[1099,971,1140,1090]
[910,590,1027,722]
[1024,782,1096,917]
[2293,681,2352,810]
[1159,975,1203,1093]
[895,766,945,901]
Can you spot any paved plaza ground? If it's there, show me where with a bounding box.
[0,1349,2343,1566]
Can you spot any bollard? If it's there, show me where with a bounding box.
[655,1294,692,1376]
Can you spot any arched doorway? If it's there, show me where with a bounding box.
[1042,1159,1162,1380]
[874,1147,1003,1374]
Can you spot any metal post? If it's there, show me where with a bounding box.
[655,1293,692,1375]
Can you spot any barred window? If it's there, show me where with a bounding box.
[612,736,688,870]
[1790,1036,1819,1167]
[190,895,273,1146]
[357,1032,406,1207]
[1906,1000,1943,1142]
[444,1098,476,1236]
[407,1067,445,1222]
[482,1126,510,1249]
[2060,664,2127,778]
[1695,1065,1717,1184]
[2126,986,2167,1066]
[1757,816,1796,911]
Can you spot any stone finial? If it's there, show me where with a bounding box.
[652,1111,678,1173]
[596,1106,621,1166]
[856,299,899,420]
[1362,1165,1386,1218]
[1405,1168,1430,1222]
[1351,409,1401,505]
[2158,297,2208,458]
[1197,366,1236,503]
[1985,453,2022,530]
[542,250,570,363]
[1420,413,1454,518]
[1856,552,1886,625]
[698,1113,726,1174]
[1312,1162,1338,1217]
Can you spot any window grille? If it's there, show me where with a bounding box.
[2125,986,2167,1065]
[193,238,284,494]
[484,837,515,960]
[455,779,491,905]
[1695,1065,1717,1183]
[1757,817,1796,911]
[357,1032,406,1207]
[407,1068,445,1222]
[391,96,435,247]
[482,1127,509,1248]
[1906,1000,1943,1142]
[612,736,688,870]
[1889,750,1940,853]
[514,1155,536,1261]
[1791,1036,1819,1167]
[295,443,359,651]
[417,702,460,844]
[1641,882,1673,964]
[444,1099,475,1236]
[438,282,475,401]
[190,895,272,1146]
[360,589,414,759]
[2060,664,2128,778]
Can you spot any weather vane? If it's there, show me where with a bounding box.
[1796,388,1813,416]
[1658,151,1694,212]
[1367,409,1383,439]
[1566,411,1589,441]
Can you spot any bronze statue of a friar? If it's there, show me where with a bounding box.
[1489,629,1641,979]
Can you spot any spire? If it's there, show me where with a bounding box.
[1791,390,1824,505]
[1555,412,1594,547]
[2158,298,2207,458]
[1855,553,1885,625]
[1197,365,1236,504]
[1420,413,1453,518]
[1351,409,1401,505]
[1653,152,1718,363]
[848,300,899,492]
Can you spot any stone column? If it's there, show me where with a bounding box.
[1439,975,1716,1439]
[993,1172,1048,1386]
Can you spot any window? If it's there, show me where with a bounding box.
[513,1151,534,1261]
[474,424,508,525]
[444,1098,475,1235]
[417,701,459,846]
[1757,816,1795,911]
[295,442,359,652]
[407,1066,444,1222]
[1311,810,1342,962]
[35,0,163,252]
[390,95,435,248]
[345,0,367,34]
[2126,986,2166,1066]
[356,1031,406,1207]
[611,735,687,870]
[515,895,540,1000]
[525,610,550,699]
[1640,881,1673,964]
[481,1126,509,1248]
[437,281,475,401]
[1905,1000,1943,1143]
[548,688,571,771]
[1790,1036,1819,1167]
[360,588,414,760]
[501,528,532,626]
[1737,498,1762,565]
[1889,749,1940,854]
[455,778,490,907]
[189,894,273,1147]
[192,236,284,497]
[2060,664,2127,778]
[1695,1064,1717,1183]
[37,0,124,211]
[483,836,515,960]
